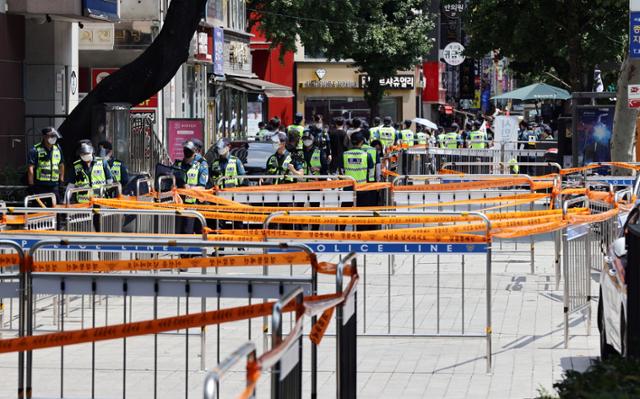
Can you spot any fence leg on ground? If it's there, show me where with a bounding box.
[336,255,357,399]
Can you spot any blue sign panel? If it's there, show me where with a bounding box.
[83,0,119,22]
[587,177,635,186]
[631,12,640,59]
[271,243,487,254]
[213,27,224,76]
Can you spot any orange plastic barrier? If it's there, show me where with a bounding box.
[0,273,359,355]
[30,252,314,273]
[0,253,20,268]
[393,177,533,192]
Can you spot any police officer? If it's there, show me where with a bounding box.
[361,130,380,182]
[468,121,488,149]
[210,138,244,188]
[301,131,328,177]
[287,112,305,150]
[398,120,415,147]
[415,125,428,146]
[174,140,209,202]
[344,132,378,225]
[369,116,382,141]
[444,123,462,149]
[520,122,539,150]
[308,114,331,164]
[173,140,208,234]
[343,131,374,185]
[255,121,269,142]
[267,132,303,184]
[97,141,129,186]
[72,142,113,203]
[27,127,65,202]
[378,116,397,149]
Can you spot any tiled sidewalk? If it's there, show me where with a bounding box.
[0,239,598,398]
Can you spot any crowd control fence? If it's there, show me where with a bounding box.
[391,174,546,274]
[262,210,494,372]
[0,238,357,399]
[205,252,359,399]
[215,175,358,209]
[561,196,593,348]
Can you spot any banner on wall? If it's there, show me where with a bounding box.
[166,119,205,161]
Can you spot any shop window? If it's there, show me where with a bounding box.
[304,97,401,124]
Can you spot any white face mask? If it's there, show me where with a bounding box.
[303,139,314,147]
[272,142,281,151]
[47,137,57,145]
[80,154,93,163]
[217,147,229,157]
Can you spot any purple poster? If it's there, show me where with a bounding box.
[166,119,204,162]
[213,27,224,76]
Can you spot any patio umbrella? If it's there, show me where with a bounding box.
[491,83,571,101]
[412,117,438,130]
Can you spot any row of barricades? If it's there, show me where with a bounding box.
[389,141,558,176]
[0,239,358,399]
[0,163,637,398]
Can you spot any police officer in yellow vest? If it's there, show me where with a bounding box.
[174,140,209,201]
[415,125,428,145]
[468,121,488,149]
[378,116,397,149]
[27,127,65,202]
[287,112,305,150]
[344,132,378,227]
[172,140,208,234]
[210,138,244,188]
[72,142,113,203]
[444,123,462,149]
[343,131,374,184]
[369,116,382,141]
[301,130,327,177]
[267,132,304,184]
[97,141,129,186]
[255,121,269,142]
[398,120,415,147]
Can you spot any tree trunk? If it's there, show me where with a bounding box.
[58,0,207,164]
[611,55,640,166]
[363,73,384,119]
[566,0,584,91]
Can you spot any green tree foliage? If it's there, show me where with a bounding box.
[464,0,627,91]
[536,357,640,399]
[249,0,435,115]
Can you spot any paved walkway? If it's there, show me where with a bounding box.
[0,238,599,398]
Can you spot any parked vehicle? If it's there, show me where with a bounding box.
[599,207,639,358]
[205,140,273,177]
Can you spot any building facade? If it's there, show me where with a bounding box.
[294,45,421,124]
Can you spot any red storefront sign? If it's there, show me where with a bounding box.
[91,68,158,109]
[422,61,446,104]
